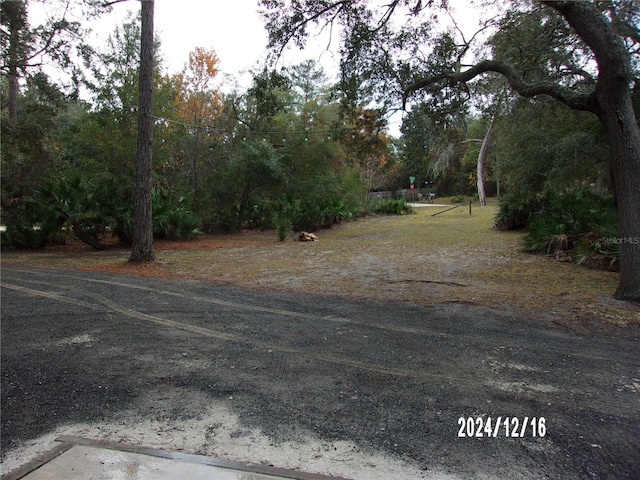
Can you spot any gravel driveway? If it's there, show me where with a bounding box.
[1,265,639,479]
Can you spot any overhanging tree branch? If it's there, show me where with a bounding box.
[403,59,597,112]
[263,0,352,60]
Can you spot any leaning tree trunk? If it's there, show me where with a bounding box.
[476,115,494,207]
[130,0,155,262]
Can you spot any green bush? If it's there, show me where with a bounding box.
[450,194,469,204]
[374,198,414,215]
[0,208,62,249]
[248,192,363,233]
[573,233,620,271]
[521,187,619,270]
[274,215,292,241]
[494,191,544,231]
[2,175,203,249]
[22,173,115,250]
[152,191,202,240]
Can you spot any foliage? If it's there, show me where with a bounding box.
[1,73,68,200]
[450,195,469,204]
[169,47,224,211]
[494,191,544,231]
[151,191,202,240]
[492,98,609,195]
[521,187,619,270]
[2,173,118,250]
[0,199,62,249]
[374,198,414,216]
[251,191,363,233]
[274,214,292,241]
[1,171,203,249]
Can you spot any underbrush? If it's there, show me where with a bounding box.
[373,198,414,215]
[496,187,619,271]
[247,194,364,233]
[1,174,201,250]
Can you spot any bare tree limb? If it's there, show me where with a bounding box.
[102,0,133,6]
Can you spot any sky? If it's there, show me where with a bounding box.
[33,0,487,81]
[38,0,341,88]
[30,0,489,133]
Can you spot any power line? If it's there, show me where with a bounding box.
[149,114,362,138]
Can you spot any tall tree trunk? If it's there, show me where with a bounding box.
[477,115,494,207]
[8,67,18,127]
[598,92,640,301]
[545,1,640,300]
[5,0,26,127]
[130,0,155,262]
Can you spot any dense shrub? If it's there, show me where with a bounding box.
[494,191,544,231]
[373,198,414,215]
[274,214,292,241]
[450,194,469,204]
[6,174,118,250]
[0,204,62,249]
[521,187,619,270]
[152,191,202,240]
[1,175,202,249]
[248,193,363,233]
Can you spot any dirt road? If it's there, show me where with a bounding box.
[1,265,639,479]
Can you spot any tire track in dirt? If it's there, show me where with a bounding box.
[3,267,455,338]
[3,266,633,414]
[2,278,478,385]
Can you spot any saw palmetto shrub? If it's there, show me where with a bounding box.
[374,198,414,215]
[521,187,619,270]
[494,191,544,231]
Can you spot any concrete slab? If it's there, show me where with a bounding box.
[3,436,350,480]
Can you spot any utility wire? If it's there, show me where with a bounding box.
[148,114,362,137]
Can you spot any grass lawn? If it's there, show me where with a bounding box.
[2,200,638,330]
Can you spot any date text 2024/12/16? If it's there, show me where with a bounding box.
[458,417,546,438]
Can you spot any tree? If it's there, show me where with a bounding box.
[286,59,330,106]
[172,47,224,211]
[129,0,154,262]
[467,114,495,206]
[260,0,640,301]
[495,98,610,197]
[1,0,28,126]
[1,0,106,126]
[84,13,143,184]
[341,106,392,200]
[1,72,67,203]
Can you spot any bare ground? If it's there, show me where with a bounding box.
[3,204,638,332]
[2,205,639,479]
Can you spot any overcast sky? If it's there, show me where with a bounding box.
[34,0,486,81]
[75,0,340,87]
[30,0,489,133]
